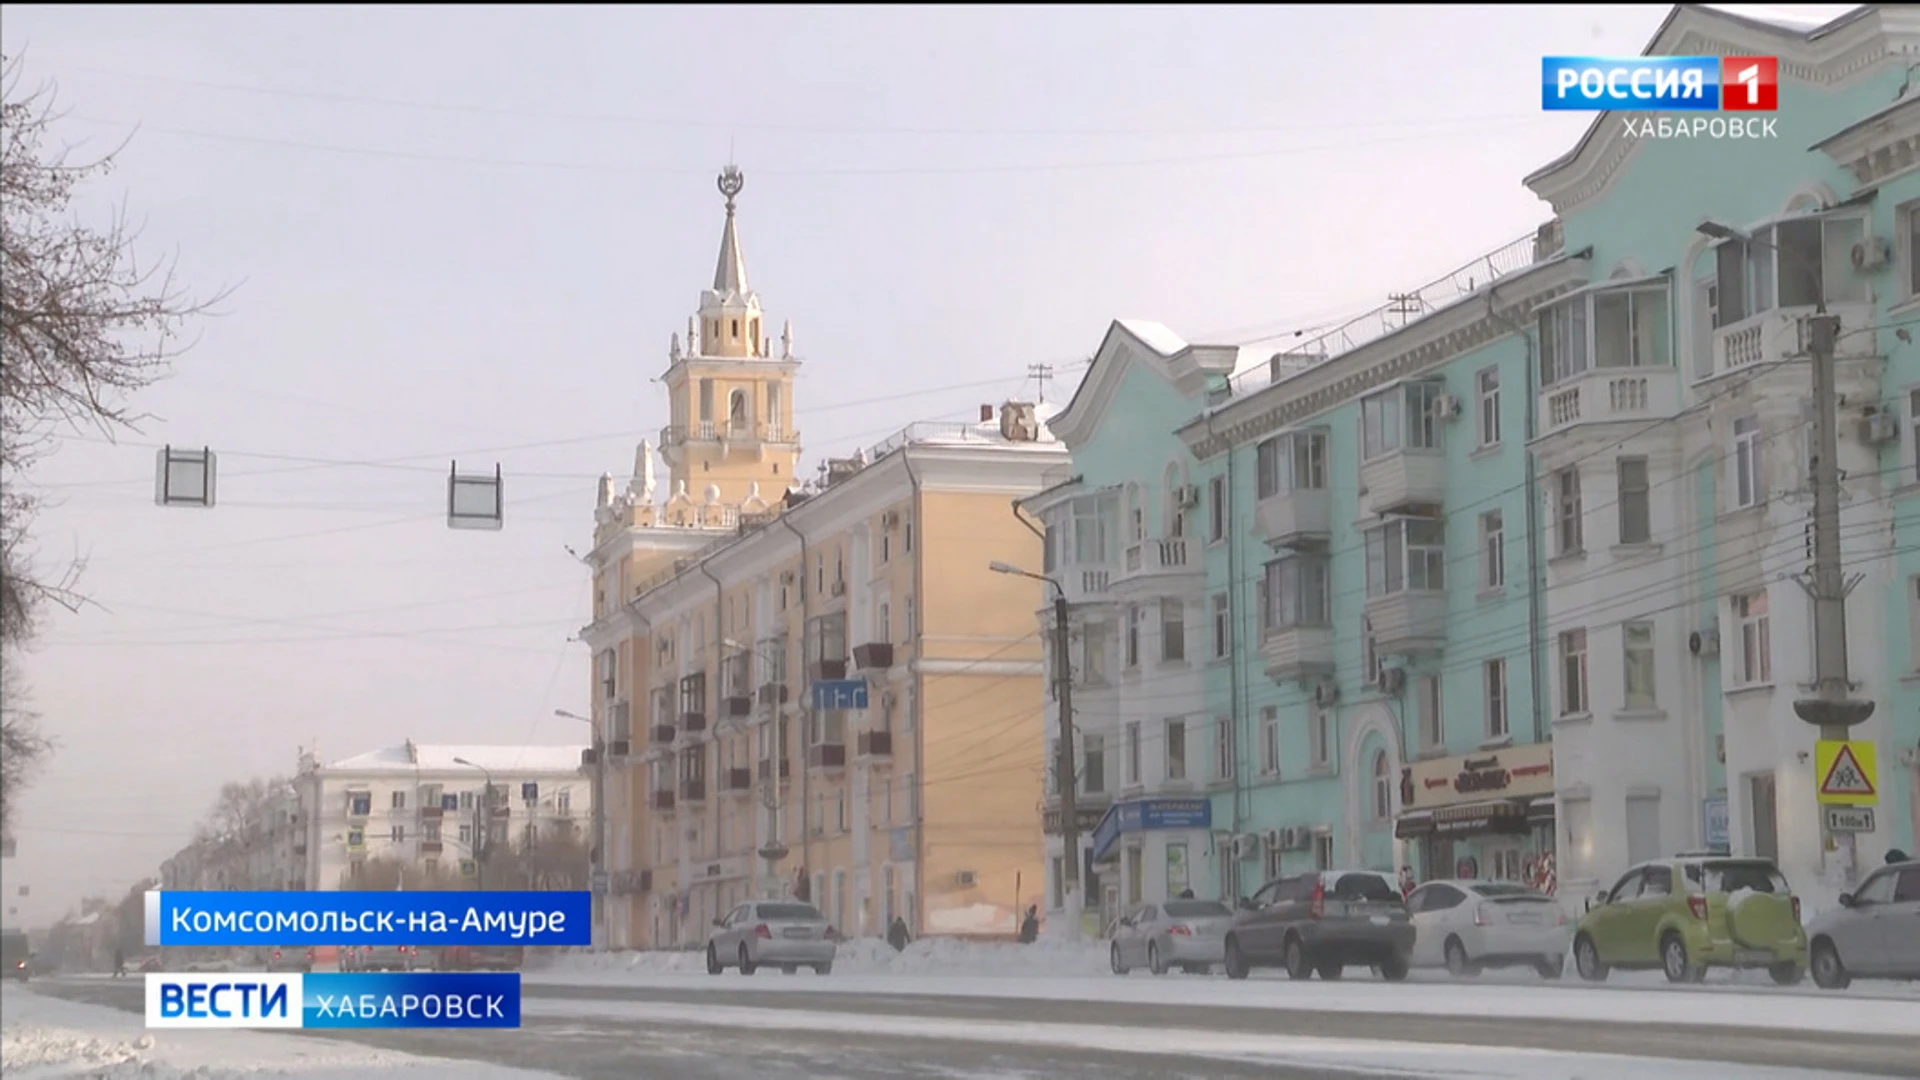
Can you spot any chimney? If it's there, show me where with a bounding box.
[979,404,994,422]
[999,401,1039,443]
[405,739,418,765]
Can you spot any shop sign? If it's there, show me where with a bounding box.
[1399,743,1554,813]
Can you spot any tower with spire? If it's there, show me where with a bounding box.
[656,165,802,522]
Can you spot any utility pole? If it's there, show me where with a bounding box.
[1051,590,1081,936]
[473,793,486,891]
[591,736,606,945]
[1794,308,1875,885]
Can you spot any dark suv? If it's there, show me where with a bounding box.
[1224,869,1415,981]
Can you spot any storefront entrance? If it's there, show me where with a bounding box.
[1395,743,1557,892]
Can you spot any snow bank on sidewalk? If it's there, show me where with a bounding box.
[540,936,1111,979]
[0,985,561,1079]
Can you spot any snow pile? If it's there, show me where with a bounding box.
[0,985,560,1079]
[540,936,1109,979]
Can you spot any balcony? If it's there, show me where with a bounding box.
[679,779,707,802]
[488,805,511,819]
[1256,489,1331,549]
[757,681,789,707]
[724,694,753,719]
[853,642,894,670]
[418,805,444,820]
[650,790,676,812]
[650,722,677,744]
[681,711,708,735]
[808,743,847,770]
[722,767,754,793]
[1115,537,1201,593]
[810,658,848,682]
[758,757,791,783]
[1709,302,1872,380]
[419,840,443,855]
[857,730,893,759]
[606,739,631,758]
[580,747,600,766]
[1536,368,1682,441]
[1259,624,1336,681]
[1359,451,1446,517]
[1363,591,1448,656]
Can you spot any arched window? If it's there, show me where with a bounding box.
[1371,750,1392,821]
[728,389,749,433]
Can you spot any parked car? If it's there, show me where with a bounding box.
[1573,854,1806,985]
[258,947,312,973]
[1109,898,1234,976]
[2,930,30,982]
[1223,869,1414,981]
[344,945,418,973]
[1808,859,1920,989]
[1406,879,1570,978]
[434,944,525,972]
[705,901,835,976]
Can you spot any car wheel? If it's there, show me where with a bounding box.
[1316,962,1344,980]
[1223,936,1250,981]
[1660,933,1697,984]
[1110,943,1130,976]
[1444,937,1479,978]
[1535,956,1565,980]
[815,962,833,975]
[1378,954,1410,982]
[1283,937,1313,981]
[1148,943,1167,976]
[737,943,757,976]
[1810,940,1851,990]
[1768,962,1803,987]
[1574,935,1609,983]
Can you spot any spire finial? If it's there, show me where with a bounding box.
[718,165,744,214]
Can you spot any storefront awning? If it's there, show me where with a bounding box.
[1526,797,1555,826]
[1431,799,1531,837]
[1394,812,1434,839]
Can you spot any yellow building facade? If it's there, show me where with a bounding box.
[579,169,1067,948]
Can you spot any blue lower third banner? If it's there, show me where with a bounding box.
[146,972,521,1029]
[146,890,590,947]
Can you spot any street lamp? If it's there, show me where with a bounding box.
[1695,219,1874,886]
[721,637,793,868]
[989,559,1081,939]
[555,708,608,950]
[452,757,496,890]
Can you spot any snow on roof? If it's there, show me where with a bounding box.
[323,743,587,775]
[1115,318,1188,357]
[1704,4,1866,33]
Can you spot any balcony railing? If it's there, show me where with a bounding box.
[722,767,754,793]
[1115,538,1198,589]
[810,658,848,682]
[758,757,792,783]
[679,779,707,801]
[853,642,894,670]
[1256,489,1332,549]
[757,681,789,708]
[808,743,847,770]
[1709,302,1871,380]
[1260,624,1336,681]
[681,711,708,735]
[724,694,754,718]
[606,739,631,758]
[418,805,444,820]
[857,731,893,759]
[1363,591,1448,656]
[419,841,443,855]
[1537,368,1681,439]
[1359,450,1446,517]
[650,722,677,744]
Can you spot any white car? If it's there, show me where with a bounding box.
[1407,879,1570,978]
[706,901,836,976]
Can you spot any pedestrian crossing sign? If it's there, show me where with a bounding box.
[1814,740,1877,807]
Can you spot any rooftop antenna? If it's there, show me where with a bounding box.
[1386,292,1423,329]
[1026,363,1055,403]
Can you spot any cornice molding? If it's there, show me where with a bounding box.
[1814,97,1920,190]
[1179,258,1590,461]
[1050,322,1218,449]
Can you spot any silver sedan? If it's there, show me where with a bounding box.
[1109,899,1235,976]
[707,900,837,975]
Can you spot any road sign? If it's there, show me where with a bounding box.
[1823,806,1876,833]
[1814,740,1878,807]
[811,678,869,711]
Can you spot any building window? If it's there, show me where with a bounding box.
[390,790,406,810]
[1160,598,1186,663]
[1361,617,1382,684]
[1310,707,1331,769]
[1733,414,1764,508]
[1415,674,1443,750]
[1371,751,1392,821]
[1363,518,1445,596]
[390,825,405,844]
[1208,475,1227,543]
[1484,658,1508,738]
[1903,202,1920,301]
[1558,628,1589,716]
[1360,381,1443,460]
[1616,457,1651,545]
[1210,593,1229,659]
[879,531,890,564]
[1214,716,1234,781]
[1908,576,1919,672]
[1125,605,1141,668]
[1082,733,1106,794]
[1540,286,1672,387]
[1255,429,1328,499]
[1125,721,1141,785]
[1623,621,1658,710]
[1046,738,1061,796]
[1479,511,1505,590]
[1712,214,1867,325]
[1475,367,1501,447]
[1554,467,1583,554]
[1260,706,1280,775]
[1313,832,1334,871]
[1165,718,1188,781]
[1264,553,1332,629]
[596,648,617,700]
[1263,838,1284,882]
[1734,591,1772,685]
[1080,622,1110,685]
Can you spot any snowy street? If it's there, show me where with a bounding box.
[11,939,1919,1080]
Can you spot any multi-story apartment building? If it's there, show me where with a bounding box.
[159,782,306,892]
[294,741,590,891]
[581,169,1069,949]
[1041,3,1920,913]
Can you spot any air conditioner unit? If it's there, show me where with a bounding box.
[1376,666,1406,695]
[1431,393,1463,419]
[1262,828,1283,851]
[1851,235,1892,273]
[1282,826,1306,849]
[953,870,978,888]
[1312,680,1340,707]
[1861,413,1901,445]
[1175,484,1201,509]
[882,510,901,529]
[1688,627,1721,658]
[1231,834,1258,860]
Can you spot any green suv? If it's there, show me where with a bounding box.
[1572,855,1806,985]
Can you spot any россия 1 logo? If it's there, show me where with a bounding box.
[1540,56,1779,141]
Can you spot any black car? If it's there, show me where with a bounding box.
[1223,869,1416,981]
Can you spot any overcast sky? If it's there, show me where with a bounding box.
[0,4,1851,925]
